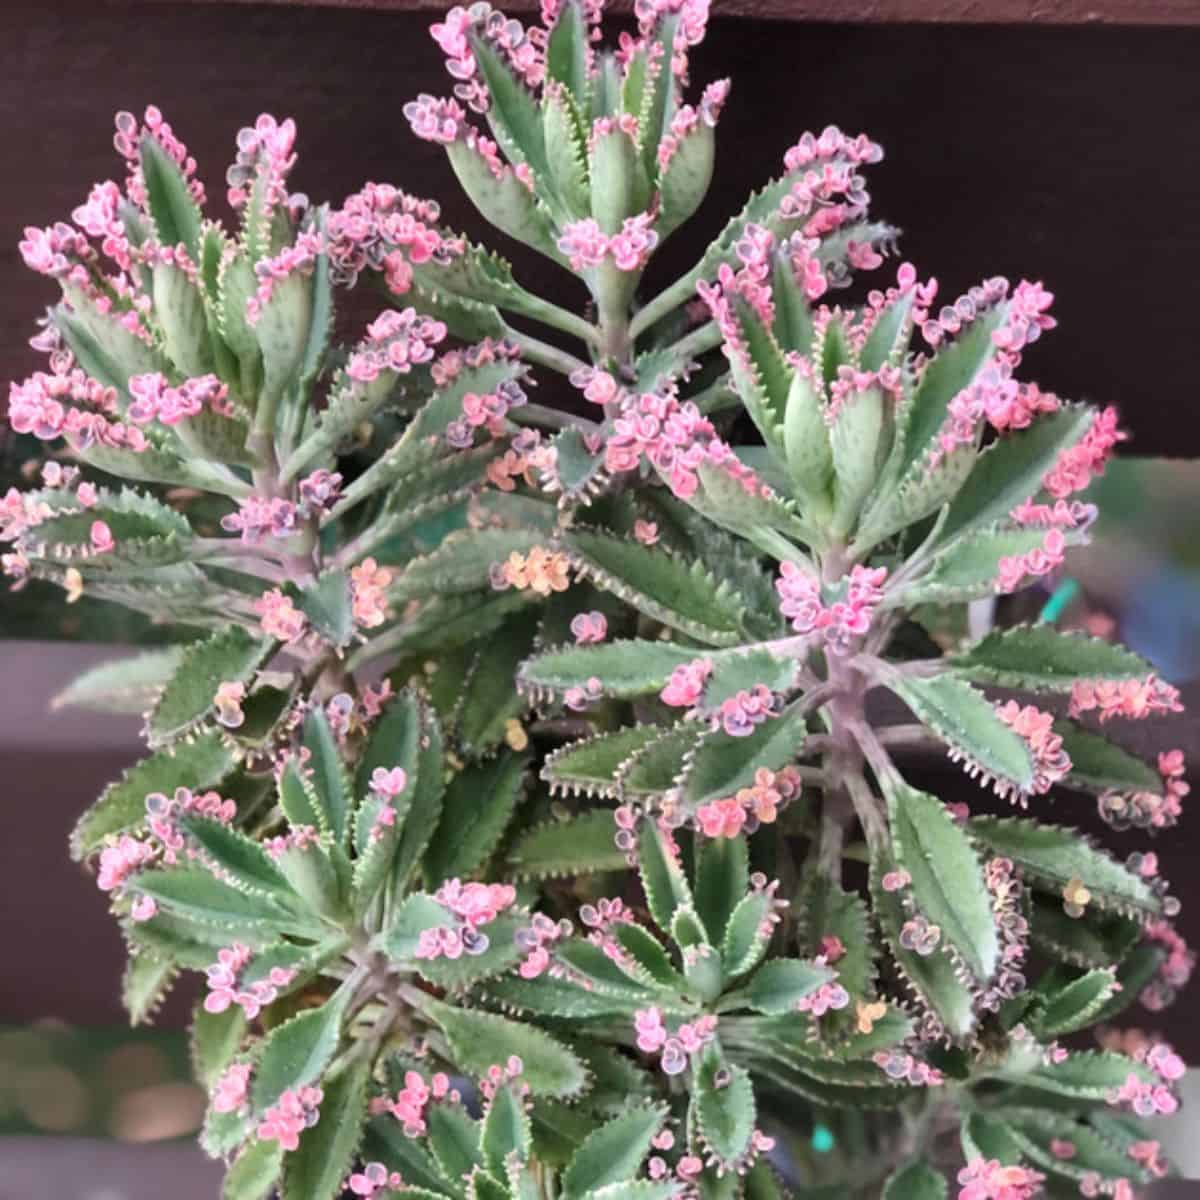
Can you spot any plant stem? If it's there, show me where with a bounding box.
[507,327,591,378]
[629,265,703,340]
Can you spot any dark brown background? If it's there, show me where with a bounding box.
[3,1,1200,1044]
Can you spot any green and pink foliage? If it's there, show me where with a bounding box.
[3,1,1194,1196]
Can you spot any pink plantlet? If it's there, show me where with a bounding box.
[350,557,393,629]
[563,676,603,711]
[881,869,911,892]
[717,684,778,737]
[297,469,343,514]
[96,835,155,895]
[633,519,659,545]
[253,588,307,642]
[955,1158,1044,1200]
[797,981,851,1016]
[213,680,247,729]
[89,520,114,553]
[220,494,297,545]
[257,1085,323,1152]
[570,610,608,644]
[994,702,1071,796]
[1069,676,1183,723]
[994,528,1066,594]
[212,1062,253,1115]
[348,1163,405,1197]
[660,657,713,707]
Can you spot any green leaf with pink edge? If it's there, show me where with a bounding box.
[541,726,669,798]
[561,1105,667,1198]
[250,985,352,1115]
[948,624,1154,692]
[886,779,999,985]
[692,1042,756,1169]
[505,809,628,879]
[518,640,701,702]
[281,1058,371,1200]
[886,673,1035,795]
[637,817,694,933]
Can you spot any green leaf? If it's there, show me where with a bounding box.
[637,818,693,932]
[519,640,701,702]
[139,132,203,261]
[563,530,745,645]
[897,305,1007,482]
[883,1161,947,1200]
[483,973,637,1020]
[505,809,627,881]
[542,726,667,799]
[51,647,186,715]
[1054,720,1163,796]
[618,723,703,798]
[427,1101,483,1187]
[361,1117,451,1195]
[967,816,1159,918]
[888,674,1034,794]
[418,914,525,993]
[356,689,424,817]
[391,704,448,893]
[282,1059,371,1200]
[744,959,833,1015]
[393,529,544,602]
[679,703,808,811]
[191,1003,248,1089]
[998,1111,1146,1185]
[887,781,998,984]
[555,939,657,1002]
[562,1105,666,1198]
[251,990,350,1114]
[302,708,354,846]
[1028,895,1139,969]
[698,650,798,714]
[385,893,455,961]
[222,1139,284,1200]
[693,1043,755,1168]
[148,627,273,746]
[543,88,590,219]
[1030,969,1119,1038]
[470,31,548,178]
[586,1186,675,1200]
[658,108,715,240]
[134,868,298,940]
[425,1001,589,1097]
[121,950,177,1026]
[298,569,355,649]
[612,923,688,991]
[960,1112,1024,1167]
[482,1083,532,1177]
[179,817,293,897]
[1014,1051,1152,1101]
[721,891,774,980]
[795,871,875,1002]
[892,526,1055,607]
[454,621,540,759]
[870,850,977,1042]
[278,756,325,832]
[694,836,749,946]
[425,754,528,884]
[724,297,790,460]
[939,405,1096,544]
[948,625,1153,692]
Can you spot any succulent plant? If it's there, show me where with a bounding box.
[3,2,1193,1198]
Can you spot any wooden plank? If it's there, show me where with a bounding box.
[123,0,1200,25]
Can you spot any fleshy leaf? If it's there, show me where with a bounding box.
[743,959,833,1016]
[298,569,355,650]
[121,950,177,1026]
[134,868,299,942]
[883,1161,947,1200]
[281,1059,371,1200]
[518,640,700,702]
[562,1105,666,1198]
[178,816,293,897]
[1029,968,1119,1038]
[693,1042,755,1168]
[148,627,273,746]
[948,624,1153,692]
[542,726,668,798]
[505,809,627,880]
[887,674,1034,794]
[563,530,746,645]
[250,988,351,1115]
[694,836,749,946]
[191,1002,248,1089]
[482,1082,532,1177]
[887,781,998,985]
[425,1000,589,1097]
[637,818,693,932]
[1054,719,1163,796]
[222,1139,284,1200]
[51,646,186,715]
[967,816,1160,919]
[425,754,528,884]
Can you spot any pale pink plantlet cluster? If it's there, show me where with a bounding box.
[694,769,800,838]
[1099,747,1188,831]
[212,1062,253,1115]
[145,786,237,865]
[660,657,712,707]
[1140,918,1194,1010]
[556,213,659,273]
[873,1049,944,1088]
[89,521,115,553]
[220,494,297,544]
[262,825,322,860]
[350,557,394,629]
[445,374,528,448]
[994,702,1072,796]
[416,880,517,960]
[226,113,297,211]
[326,183,460,294]
[775,562,887,654]
[247,229,324,323]
[346,308,448,383]
[1069,676,1183,723]
[127,372,229,428]
[378,1069,451,1136]
[298,469,343,513]
[257,1085,322,1151]
[633,1007,717,1075]
[1044,406,1126,498]
[204,943,297,1019]
[348,1163,405,1197]
[716,683,779,737]
[955,1158,1044,1200]
[797,980,850,1017]
[254,588,307,642]
[9,360,147,454]
[514,911,572,979]
[96,834,155,896]
[994,528,1066,594]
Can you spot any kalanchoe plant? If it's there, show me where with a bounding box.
[3,1,1195,1198]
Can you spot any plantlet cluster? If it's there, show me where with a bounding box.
[3,1,1194,1197]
